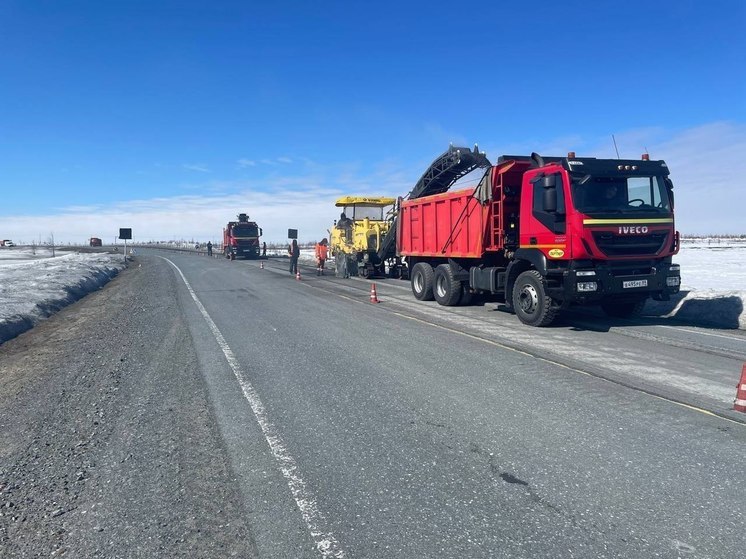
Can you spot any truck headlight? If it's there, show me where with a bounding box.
[666,277,680,287]
[577,281,598,292]
[576,271,596,277]
[669,264,680,272]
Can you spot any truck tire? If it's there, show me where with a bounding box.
[512,270,557,327]
[411,263,435,301]
[601,297,646,318]
[434,264,462,306]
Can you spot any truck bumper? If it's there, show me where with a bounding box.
[554,261,681,304]
[229,246,260,258]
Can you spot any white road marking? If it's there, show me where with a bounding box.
[162,257,345,558]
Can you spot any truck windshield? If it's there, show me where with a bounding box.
[571,175,672,214]
[232,224,259,237]
[347,205,392,221]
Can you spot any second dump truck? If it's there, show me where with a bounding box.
[223,213,262,259]
[393,146,681,326]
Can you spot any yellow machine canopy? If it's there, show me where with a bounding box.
[334,196,396,207]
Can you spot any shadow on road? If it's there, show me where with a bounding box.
[565,290,744,332]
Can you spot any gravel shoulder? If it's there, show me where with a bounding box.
[0,258,258,558]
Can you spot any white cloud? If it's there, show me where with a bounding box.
[1,187,361,246]
[237,156,295,168]
[2,122,743,245]
[183,164,210,173]
[595,122,746,235]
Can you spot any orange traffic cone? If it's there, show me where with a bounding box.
[734,364,746,413]
[296,270,301,281]
[370,283,380,303]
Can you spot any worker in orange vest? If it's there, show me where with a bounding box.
[315,238,329,276]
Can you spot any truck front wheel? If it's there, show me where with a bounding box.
[411,263,435,301]
[512,270,558,327]
[434,264,462,306]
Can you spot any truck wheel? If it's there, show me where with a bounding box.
[512,270,557,327]
[601,297,646,318]
[434,264,462,306]
[411,263,435,301]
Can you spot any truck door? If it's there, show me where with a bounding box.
[520,170,567,253]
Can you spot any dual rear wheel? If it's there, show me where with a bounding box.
[411,263,464,306]
[410,262,435,301]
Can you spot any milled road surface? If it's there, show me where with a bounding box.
[1,251,745,558]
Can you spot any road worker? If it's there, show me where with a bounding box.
[288,239,300,275]
[315,238,328,276]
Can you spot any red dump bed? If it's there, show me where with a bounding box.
[397,189,488,258]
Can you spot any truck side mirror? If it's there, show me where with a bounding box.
[542,175,557,212]
[543,188,557,212]
[665,177,674,209]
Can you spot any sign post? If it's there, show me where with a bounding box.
[119,228,132,264]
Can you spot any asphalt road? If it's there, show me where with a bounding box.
[1,250,745,558]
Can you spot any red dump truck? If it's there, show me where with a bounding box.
[395,146,681,326]
[223,213,262,259]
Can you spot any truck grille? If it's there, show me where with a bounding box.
[592,231,668,257]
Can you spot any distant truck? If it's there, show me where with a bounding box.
[223,213,262,259]
[393,146,681,326]
[89,237,102,247]
[1,240,15,247]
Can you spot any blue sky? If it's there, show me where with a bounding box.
[1,0,745,243]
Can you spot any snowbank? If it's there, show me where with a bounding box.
[0,251,125,344]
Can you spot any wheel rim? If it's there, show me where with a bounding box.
[413,271,423,293]
[517,283,539,315]
[435,276,447,298]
